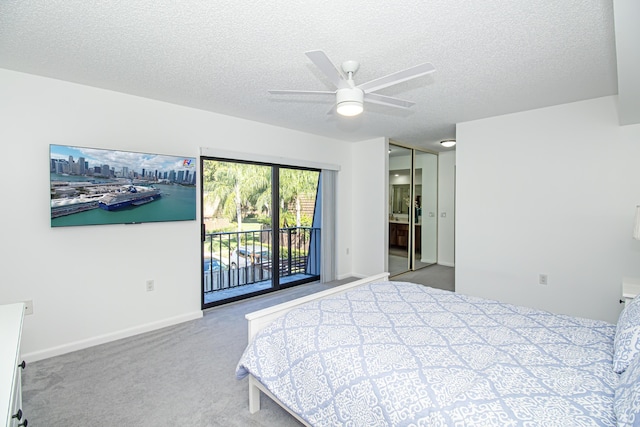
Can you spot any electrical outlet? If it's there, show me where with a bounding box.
[539,274,548,285]
[24,300,33,315]
[146,280,155,292]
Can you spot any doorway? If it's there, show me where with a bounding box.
[388,143,437,277]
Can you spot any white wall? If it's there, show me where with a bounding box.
[0,69,354,360]
[456,96,640,323]
[438,151,456,267]
[350,138,387,277]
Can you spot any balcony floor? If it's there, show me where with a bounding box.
[204,273,316,305]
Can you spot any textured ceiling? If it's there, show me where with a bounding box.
[0,1,620,152]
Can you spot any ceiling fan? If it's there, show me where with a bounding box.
[269,50,435,117]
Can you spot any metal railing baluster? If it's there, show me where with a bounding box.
[203,226,320,296]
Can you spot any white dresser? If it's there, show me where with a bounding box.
[0,304,26,427]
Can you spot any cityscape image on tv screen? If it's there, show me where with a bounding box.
[50,144,197,227]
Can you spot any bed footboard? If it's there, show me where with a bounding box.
[245,272,390,341]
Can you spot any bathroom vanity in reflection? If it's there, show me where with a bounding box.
[389,221,421,251]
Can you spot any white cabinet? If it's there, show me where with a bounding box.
[0,304,25,427]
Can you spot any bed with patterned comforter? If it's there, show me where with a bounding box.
[236,281,625,426]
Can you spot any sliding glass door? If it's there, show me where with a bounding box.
[278,167,321,287]
[201,157,321,308]
[388,143,437,277]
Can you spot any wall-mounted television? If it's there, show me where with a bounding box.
[50,144,197,227]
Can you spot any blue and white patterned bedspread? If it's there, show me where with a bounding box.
[236,281,618,426]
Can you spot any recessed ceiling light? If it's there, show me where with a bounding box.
[440,139,456,148]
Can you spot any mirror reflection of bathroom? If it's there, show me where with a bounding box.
[391,184,408,216]
[388,143,437,277]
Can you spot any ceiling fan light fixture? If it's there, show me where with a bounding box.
[336,88,364,117]
[337,101,363,116]
[440,139,456,148]
[270,51,436,118]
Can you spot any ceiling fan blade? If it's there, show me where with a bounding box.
[365,93,415,109]
[305,50,347,88]
[268,89,335,95]
[357,62,436,93]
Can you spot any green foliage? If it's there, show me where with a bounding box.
[203,160,319,230]
[203,160,270,229]
[299,214,313,227]
[280,212,312,227]
[257,215,271,226]
[279,211,295,228]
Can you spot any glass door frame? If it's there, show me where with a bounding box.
[200,156,321,309]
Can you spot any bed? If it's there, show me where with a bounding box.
[236,273,640,426]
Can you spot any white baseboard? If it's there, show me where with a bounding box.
[23,311,203,362]
[337,272,359,280]
[438,261,455,267]
[344,273,368,280]
[337,272,376,280]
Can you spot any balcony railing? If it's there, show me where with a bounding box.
[203,226,320,294]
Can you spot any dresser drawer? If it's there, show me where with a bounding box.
[8,364,23,427]
[1,304,25,427]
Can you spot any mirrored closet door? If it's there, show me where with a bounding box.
[388,143,437,277]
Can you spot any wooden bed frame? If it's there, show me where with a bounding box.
[243,272,390,423]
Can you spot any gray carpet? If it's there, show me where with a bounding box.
[388,252,436,277]
[22,266,454,426]
[390,264,455,292]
